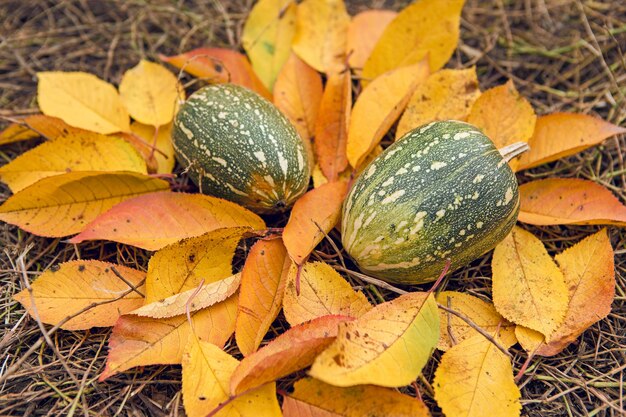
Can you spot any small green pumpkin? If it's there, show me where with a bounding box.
[172,84,310,213]
[342,120,523,284]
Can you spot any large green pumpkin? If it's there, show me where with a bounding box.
[172,84,310,213]
[341,120,520,284]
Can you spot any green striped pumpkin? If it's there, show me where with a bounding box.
[342,120,521,284]
[172,84,310,213]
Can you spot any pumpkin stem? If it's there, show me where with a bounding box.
[498,142,530,162]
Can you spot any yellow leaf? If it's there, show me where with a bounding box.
[492,226,568,338]
[395,68,480,139]
[131,273,241,318]
[518,178,626,226]
[13,260,145,331]
[182,338,281,417]
[145,227,250,303]
[467,80,535,170]
[362,0,465,83]
[347,10,397,73]
[283,377,430,416]
[436,291,516,351]
[37,71,130,134]
[0,171,169,237]
[516,113,626,171]
[292,0,350,73]
[236,239,291,356]
[311,162,352,188]
[347,60,429,168]
[309,292,439,387]
[433,335,521,417]
[0,132,147,192]
[517,229,615,356]
[130,122,176,174]
[70,192,264,251]
[0,123,39,146]
[242,0,297,91]
[119,60,184,126]
[283,261,372,326]
[283,180,348,265]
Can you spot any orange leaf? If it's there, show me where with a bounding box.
[283,180,348,265]
[230,315,352,394]
[518,178,626,226]
[69,192,265,251]
[159,48,271,100]
[516,113,626,170]
[235,239,291,356]
[347,10,397,73]
[13,261,145,330]
[0,115,97,145]
[282,377,430,417]
[0,122,39,145]
[283,261,372,326]
[347,60,429,168]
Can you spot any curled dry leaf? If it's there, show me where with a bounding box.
[516,113,626,171]
[14,260,145,331]
[347,9,397,74]
[283,261,372,326]
[69,192,264,251]
[435,291,516,351]
[0,132,147,192]
[242,0,296,91]
[347,60,429,169]
[182,338,281,417]
[518,178,626,226]
[0,171,169,237]
[362,0,465,83]
[37,71,130,134]
[282,180,349,265]
[309,292,439,387]
[230,315,353,394]
[235,238,291,356]
[516,229,615,356]
[492,226,568,338]
[434,335,521,417]
[129,121,176,174]
[282,377,430,417]
[395,67,480,139]
[292,0,350,74]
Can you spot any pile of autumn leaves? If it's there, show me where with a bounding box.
[2,0,626,416]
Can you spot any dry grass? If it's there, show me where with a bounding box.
[1,0,625,415]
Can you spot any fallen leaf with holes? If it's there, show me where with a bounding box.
[436,291,516,351]
[242,0,296,91]
[283,261,372,326]
[282,180,349,265]
[396,68,480,139]
[182,339,281,417]
[0,171,169,237]
[69,192,264,251]
[518,178,626,226]
[362,0,465,83]
[309,292,439,387]
[230,315,352,394]
[127,122,176,174]
[159,48,271,99]
[0,132,147,192]
[434,334,521,417]
[37,71,130,134]
[282,377,430,417]
[314,69,351,182]
[516,113,626,170]
[292,0,350,73]
[119,60,184,126]
[14,261,145,331]
[492,226,568,338]
[347,60,429,168]
[516,229,615,356]
[235,239,291,356]
[347,9,397,74]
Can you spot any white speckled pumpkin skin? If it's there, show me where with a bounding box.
[342,120,519,284]
[172,84,310,213]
